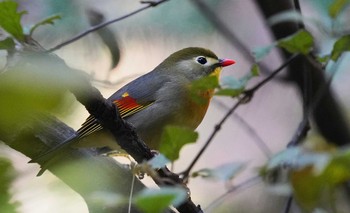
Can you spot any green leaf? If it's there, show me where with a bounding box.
[191,75,219,90]
[134,187,187,213]
[29,14,61,36]
[316,55,330,64]
[329,0,350,18]
[0,157,19,212]
[322,149,350,185]
[262,147,331,199]
[190,75,219,104]
[251,64,260,76]
[290,166,324,211]
[0,53,82,130]
[147,154,170,169]
[266,147,330,173]
[289,148,350,211]
[215,88,243,97]
[293,148,350,210]
[192,162,245,181]
[277,30,314,55]
[0,37,15,50]
[159,125,198,161]
[0,1,26,41]
[265,147,301,170]
[219,69,257,96]
[221,76,245,89]
[330,35,350,61]
[0,71,66,129]
[264,146,350,211]
[252,44,275,62]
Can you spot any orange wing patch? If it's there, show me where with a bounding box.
[76,92,153,139]
[114,92,153,118]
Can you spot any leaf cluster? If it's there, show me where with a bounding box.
[254,0,350,64]
[0,1,60,50]
[261,142,350,212]
[0,157,18,213]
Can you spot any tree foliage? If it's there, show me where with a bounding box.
[2,0,350,213]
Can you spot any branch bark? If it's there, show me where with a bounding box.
[0,42,201,212]
[0,114,144,213]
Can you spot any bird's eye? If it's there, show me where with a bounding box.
[196,56,207,65]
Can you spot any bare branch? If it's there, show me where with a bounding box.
[181,54,299,180]
[181,97,246,181]
[189,0,271,74]
[61,57,203,213]
[1,114,145,213]
[4,38,201,212]
[47,0,169,52]
[245,54,299,94]
[214,100,272,158]
[284,196,294,213]
[205,176,261,211]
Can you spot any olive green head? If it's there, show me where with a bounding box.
[156,47,235,81]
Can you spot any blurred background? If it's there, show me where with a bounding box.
[2,0,350,212]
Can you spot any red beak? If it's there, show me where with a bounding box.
[219,58,236,67]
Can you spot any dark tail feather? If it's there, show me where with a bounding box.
[29,134,79,175]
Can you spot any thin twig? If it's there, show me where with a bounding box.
[233,113,272,158]
[305,56,342,117]
[293,0,305,29]
[284,196,293,213]
[128,174,136,213]
[287,0,311,149]
[47,0,168,52]
[287,117,310,147]
[181,54,300,180]
[288,55,343,147]
[214,100,272,158]
[245,54,299,94]
[189,0,271,74]
[181,96,247,181]
[257,0,350,145]
[284,56,343,213]
[204,176,261,211]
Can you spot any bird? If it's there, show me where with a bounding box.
[32,47,235,173]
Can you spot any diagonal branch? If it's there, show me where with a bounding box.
[48,0,169,52]
[3,40,201,212]
[1,114,145,213]
[56,55,203,213]
[189,0,271,74]
[205,176,261,211]
[214,100,272,158]
[181,54,299,180]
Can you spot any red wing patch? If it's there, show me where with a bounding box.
[113,92,153,118]
[76,92,153,139]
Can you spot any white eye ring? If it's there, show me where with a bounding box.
[196,56,207,65]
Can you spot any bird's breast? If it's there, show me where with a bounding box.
[182,88,213,129]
